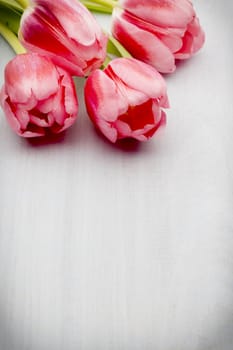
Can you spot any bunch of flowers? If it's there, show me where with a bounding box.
[0,0,204,143]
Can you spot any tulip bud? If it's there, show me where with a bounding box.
[84,57,169,143]
[0,53,78,137]
[112,0,205,73]
[19,0,108,76]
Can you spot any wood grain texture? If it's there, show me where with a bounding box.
[0,1,233,349]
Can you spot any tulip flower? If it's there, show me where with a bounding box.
[19,0,108,76]
[84,57,169,143]
[111,0,205,73]
[0,53,78,137]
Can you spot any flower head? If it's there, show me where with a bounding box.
[84,57,169,143]
[0,53,78,137]
[112,0,205,73]
[19,0,108,76]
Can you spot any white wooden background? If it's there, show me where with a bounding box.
[0,1,233,349]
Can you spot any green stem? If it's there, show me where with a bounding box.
[107,35,132,58]
[0,0,24,12]
[0,21,26,54]
[15,0,28,9]
[80,0,117,12]
[80,1,112,13]
[0,7,22,34]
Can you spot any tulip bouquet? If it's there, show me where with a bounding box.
[0,0,205,143]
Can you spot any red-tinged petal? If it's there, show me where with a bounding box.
[118,99,156,131]
[122,10,186,38]
[36,96,55,114]
[15,108,30,129]
[51,88,66,126]
[85,69,128,123]
[1,53,78,137]
[98,120,118,143]
[84,58,169,143]
[19,8,87,76]
[4,53,59,104]
[114,120,131,138]
[159,94,170,108]
[20,0,107,76]
[59,68,78,117]
[119,0,195,28]
[1,97,22,135]
[158,33,183,53]
[175,16,205,59]
[32,0,103,45]
[188,17,205,53]
[22,128,46,137]
[57,114,77,133]
[112,11,175,73]
[106,58,168,100]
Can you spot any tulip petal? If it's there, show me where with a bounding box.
[106,58,168,100]
[0,53,78,137]
[84,58,168,143]
[4,53,59,104]
[32,0,103,45]
[112,10,175,73]
[85,69,128,123]
[174,16,205,59]
[98,119,118,143]
[119,0,195,28]
[59,68,78,117]
[19,0,107,76]
[114,120,131,138]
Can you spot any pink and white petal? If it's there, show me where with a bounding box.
[114,120,131,137]
[189,17,205,53]
[97,119,118,143]
[32,0,104,46]
[107,56,168,99]
[2,99,23,135]
[57,114,77,133]
[175,17,205,58]
[158,94,170,108]
[36,95,55,114]
[4,53,59,103]
[59,68,78,117]
[28,116,48,127]
[113,81,148,107]
[22,128,45,137]
[159,34,183,53]
[51,89,67,125]
[131,131,147,141]
[122,10,186,37]
[112,13,175,74]
[174,31,193,59]
[20,9,87,76]
[15,108,30,130]
[85,69,128,123]
[119,0,195,28]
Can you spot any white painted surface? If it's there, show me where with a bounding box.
[0,1,233,349]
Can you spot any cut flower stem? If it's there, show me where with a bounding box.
[0,21,26,54]
[80,0,117,12]
[15,0,28,9]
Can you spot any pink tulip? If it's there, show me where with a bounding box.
[0,53,78,137]
[84,57,169,143]
[19,0,107,76]
[112,0,205,73]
